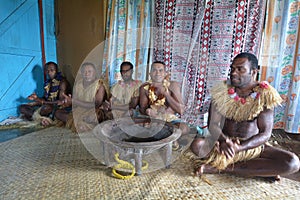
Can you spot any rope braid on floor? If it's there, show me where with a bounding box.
[112,153,148,179]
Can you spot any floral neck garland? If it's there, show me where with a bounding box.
[143,79,178,122]
[144,79,170,106]
[227,81,269,105]
[211,81,282,122]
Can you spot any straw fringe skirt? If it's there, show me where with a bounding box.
[183,144,264,171]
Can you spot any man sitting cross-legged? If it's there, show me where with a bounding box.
[137,61,190,148]
[55,62,112,132]
[108,61,142,119]
[19,61,71,126]
[187,52,300,180]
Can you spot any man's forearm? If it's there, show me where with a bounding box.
[208,124,224,142]
[139,106,147,115]
[43,100,59,105]
[164,93,184,115]
[239,133,270,151]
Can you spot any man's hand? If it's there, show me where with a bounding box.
[27,93,38,101]
[146,108,159,118]
[218,138,241,159]
[102,100,111,111]
[154,85,168,97]
[27,93,44,104]
[58,93,72,107]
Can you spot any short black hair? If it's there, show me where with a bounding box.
[152,61,165,66]
[45,61,58,71]
[120,61,134,71]
[234,52,258,70]
[80,62,96,74]
[151,61,166,71]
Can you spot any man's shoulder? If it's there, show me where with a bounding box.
[129,79,142,87]
[134,79,142,84]
[97,78,110,88]
[134,80,143,86]
[140,81,150,87]
[169,80,180,85]
[210,81,228,96]
[111,81,121,91]
[168,80,181,90]
[256,81,282,106]
[111,81,120,87]
[139,82,151,93]
[60,77,70,83]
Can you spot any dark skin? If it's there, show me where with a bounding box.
[191,56,300,178]
[19,64,71,124]
[139,63,189,135]
[105,64,140,114]
[139,63,185,116]
[55,64,107,125]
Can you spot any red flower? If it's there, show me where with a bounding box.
[240,98,246,104]
[228,88,235,94]
[260,81,269,89]
[255,93,261,99]
[234,95,239,101]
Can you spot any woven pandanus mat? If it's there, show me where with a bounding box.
[0,127,299,200]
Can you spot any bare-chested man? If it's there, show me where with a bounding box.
[138,61,189,145]
[189,52,300,179]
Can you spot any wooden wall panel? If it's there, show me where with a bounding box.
[0,0,56,121]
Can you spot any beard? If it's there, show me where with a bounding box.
[230,75,252,88]
[230,77,241,87]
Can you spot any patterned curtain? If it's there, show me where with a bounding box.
[154,0,266,126]
[259,0,300,134]
[103,0,154,86]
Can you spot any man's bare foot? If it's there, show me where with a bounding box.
[194,165,204,176]
[172,141,180,151]
[194,164,219,176]
[41,118,53,126]
[263,175,281,183]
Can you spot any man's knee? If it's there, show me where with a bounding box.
[54,110,63,121]
[286,153,300,174]
[40,105,53,116]
[179,123,190,135]
[20,104,30,113]
[19,105,35,119]
[190,138,204,155]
